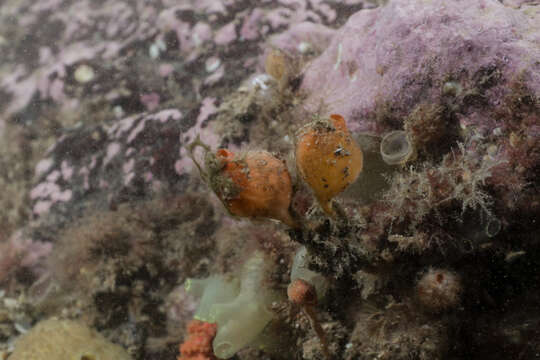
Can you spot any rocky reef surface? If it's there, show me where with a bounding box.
[0,0,538,359]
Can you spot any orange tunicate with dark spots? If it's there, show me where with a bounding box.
[295,114,363,216]
[213,149,297,227]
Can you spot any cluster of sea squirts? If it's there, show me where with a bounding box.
[180,49,472,359]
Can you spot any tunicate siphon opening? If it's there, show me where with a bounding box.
[485,217,501,238]
[380,130,413,165]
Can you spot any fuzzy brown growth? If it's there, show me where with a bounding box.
[416,268,462,312]
[404,103,456,159]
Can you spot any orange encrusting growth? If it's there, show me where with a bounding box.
[295,114,363,216]
[215,149,297,227]
[178,320,218,360]
[287,279,330,359]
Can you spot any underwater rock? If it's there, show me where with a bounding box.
[301,0,539,228]
[301,0,540,134]
[28,109,187,219]
[0,0,538,359]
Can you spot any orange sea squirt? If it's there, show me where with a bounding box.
[295,114,363,216]
[214,149,296,227]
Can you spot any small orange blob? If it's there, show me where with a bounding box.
[295,114,363,216]
[287,278,317,306]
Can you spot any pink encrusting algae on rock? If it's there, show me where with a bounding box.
[0,0,538,359]
[300,0,540,134]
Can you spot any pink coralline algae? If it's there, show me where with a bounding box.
[1,0,369,226]
[0,0,359,123]
[0,231,52,284]
[30,109,185,217]
[295,0,539,222]
[301,0,540,134]
[0,0,538,359]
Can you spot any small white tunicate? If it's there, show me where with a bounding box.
[149,39,167,59]
[485,217,501,238]
[380,130,413,165]
[442,81,463,97]
[205,57,221,73]
[149,44,160,59]
[3,298,18,308]
[334,43,343,70]
[74,64,95,84]
[14,323,29,334]
[487,144,498,156]
[251,74,271,90]
[113,105,125,119]
[493,127,503,136]
[298,41,312,54]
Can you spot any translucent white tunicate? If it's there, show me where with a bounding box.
[251,74,272,90]
[205,57,222,73]
[74,64,95,84]
[380,130,413,165]
[291,247,328,300]
[442,81,462,97]
[184,252,279,359]
[485,217,501,238]
[298,41,313,54]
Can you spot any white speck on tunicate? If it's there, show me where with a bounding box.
[149,39,166,59]
[3,298,17,308]
[298,41,312,54]
[442,81,462,96]
[487,144,498,156]
[113,105,125,119]
[251,74,271,90]
[149,44,160,59]
[205,57,221,73]
[14,323,29,334]
[334,43,343,70]
[74,64,95,84]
